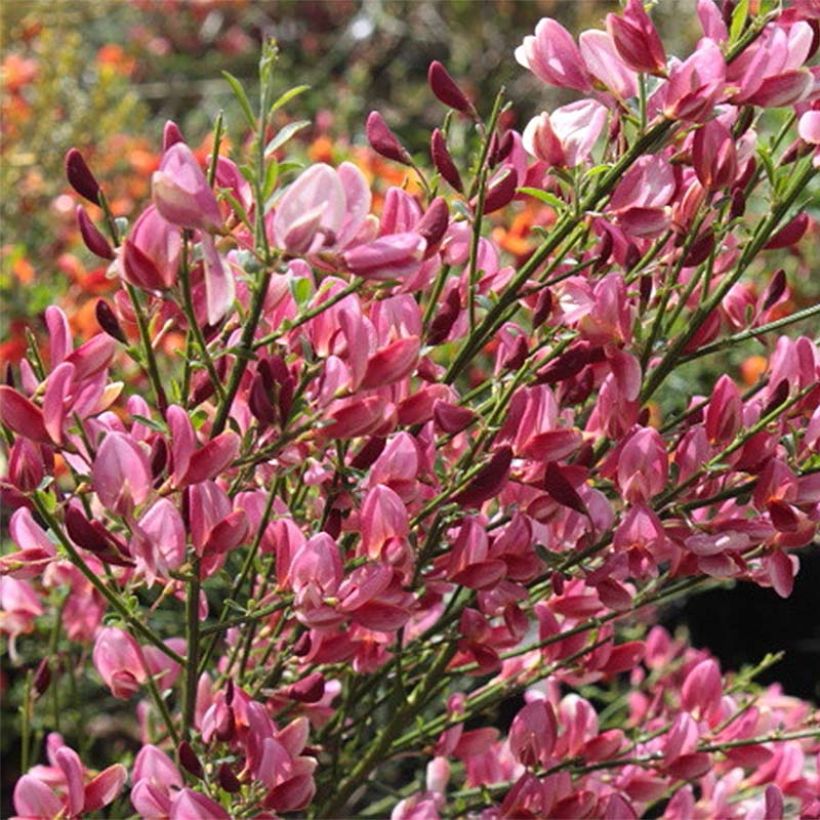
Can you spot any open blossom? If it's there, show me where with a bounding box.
[522,100,608,167]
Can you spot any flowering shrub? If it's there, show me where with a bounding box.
[2,2,820,817]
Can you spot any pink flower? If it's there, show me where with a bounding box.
[606,0,667,76]
[522,100,608,168]
[92,432,152,514]
[617,427,668,503]
[693,118,738,191]
[14,735,126,820]
[515,18,592,92]
[152,143,223,233]
[121,205,181,291]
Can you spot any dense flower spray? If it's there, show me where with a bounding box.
[2,2,819,817]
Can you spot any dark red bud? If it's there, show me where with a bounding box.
[433,400,476,435]
[178,741,204,779]
[65,503,134,567]
[477,167,517,214]
[427,286,462,346]
[291,631,312,657]
[768,500,799,532]
[532,288,553,329]
[760,269,786,312]
[639,275,653,311]
[683,229,715,267]
[224,678,234,705]
[150,436,168,480]
[502,335,529,371]
[350,436,387,470]
[763,212,809,250]
[163,120,185,151]
[215,706,235,742]
[322,507,342,539]
[451,445,513,507]
[217,762,241,793]
[730,188,746,219]
[33,658,52,697]
[537,343,592,385]
[593,230,614,273]
[624,242,641,272]
[249,373,276,429]
[287,671,325,703]
[427,61,474,115]
[76,207,114,260]
[496,131,515,163]
[762,379,790,416]
[637,406,652,426]
[779,138,812,166]
[543,462,587,516]
[551,571,565,596]
[487,132,501,168]
[95,300,127,344]
[65,148,100,205]
[430,129,463,192]
[366,111,411,165]
[416,197,449,258]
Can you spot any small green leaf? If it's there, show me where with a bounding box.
[729,0,749,43]
[222,71,257,130]
[289,276,313,306]
[270,84,310,116]
[263,158,280,200]
[219,190,252,230]
[517,187,564,209]
[132,414,167,433]
[265,120,311,156]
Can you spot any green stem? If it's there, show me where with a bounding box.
[182,557,201,739]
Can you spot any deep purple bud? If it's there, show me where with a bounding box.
[430,129,463,192]
[451,445,513,507]
[760,269,786,312]
[217,762,241,793]
[433,400,476,435]
[33,658,52,697]
[291,631,312,657]
[477,166,517,214]
[287,672,325,703]
[428,61,474,115]
[532,289,553,329]
[150,436,168,480]
[427,287,462,346]
[178,741,204,779]
[416,197,449,258]
[95,300,126,344]
[8,439,44,492]
[350,436,387,470]
[76,207,114,260]
[730,188,746,219]
[366,111,411,165]
[65,148,100,205]
[543,462,586,515]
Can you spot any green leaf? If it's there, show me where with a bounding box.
[219,190,252,230]
[132,414,167,433]
[289,275,313,306]
[517,187,564,209]
[263,158,280,200]
[265,120,311,156]
[729,0,749,43]
[222,71,257,130]
[270,84,310,116]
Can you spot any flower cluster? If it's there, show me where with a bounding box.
[2,1,819,817]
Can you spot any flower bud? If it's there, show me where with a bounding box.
[477,166,517,214]
[287,671,325,703]
[163,120,185,151]
[365,111,411,165]
[217,762,241,793]
[65,148,100,205]
[433,400,476,435]
[430,129,463,192]
[177,741,204,779]
[606,0,667,76]
[33,658,52,698]
[427,61,474,116]
[76,207,114,260]
[95,300,127,344]
[532,288,553,329]
[415,197,449,258]
[451,445,513,507]
[763,211,809,250]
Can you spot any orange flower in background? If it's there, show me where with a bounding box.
[96,44,136,77]
[493,200,556,258]
[1,53,38,93]
[740,355,768,386]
